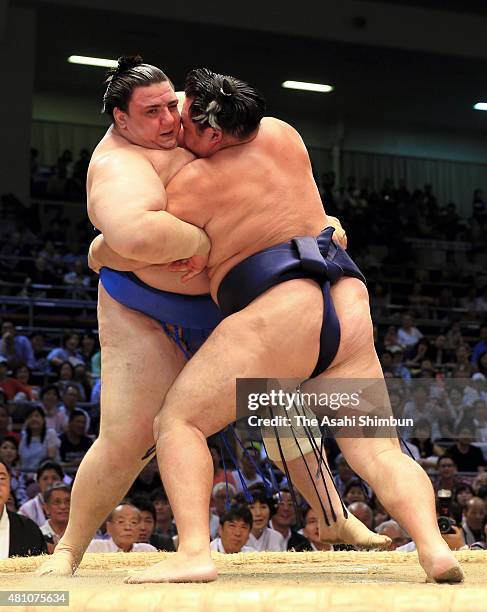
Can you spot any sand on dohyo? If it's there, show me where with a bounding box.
[0,550,486,611]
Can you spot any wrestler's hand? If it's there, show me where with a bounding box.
[168,254,209,282]
[327,216,348,249]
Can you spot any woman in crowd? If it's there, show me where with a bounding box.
[18,405,60,472]
[40,385,68,434]
[237,488,285,552]
[0,435,28,505]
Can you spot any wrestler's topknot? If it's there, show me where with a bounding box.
[185,68,265,139]
[102,55,173,119]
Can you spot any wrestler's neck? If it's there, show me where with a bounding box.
[216,126,259,153]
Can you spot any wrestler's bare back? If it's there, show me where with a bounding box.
[87,126,211,295]
[166,117,329,300]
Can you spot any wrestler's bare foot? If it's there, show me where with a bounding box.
[124,551,217,584]
[419,544,464,583]
[36,545,82,577]
[319,513,391,550]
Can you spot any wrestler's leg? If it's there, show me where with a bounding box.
[319,278,462,582]
[269,452,390,549]
[38,284,186,576]
[126,279,324,583]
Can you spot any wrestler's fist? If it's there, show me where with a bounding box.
[327,216,347,249]
[168,254,209,282]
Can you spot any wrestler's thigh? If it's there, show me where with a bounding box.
[314,277,400,455]
[97,283,186,445]
[159,279,323,437]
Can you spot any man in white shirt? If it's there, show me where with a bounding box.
[40,483,71,551]
[86,504,156,553]
[397,313,423,348]
[210,505,255,553]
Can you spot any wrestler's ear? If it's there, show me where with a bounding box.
[209,129,223,144]
[113,107,128,130]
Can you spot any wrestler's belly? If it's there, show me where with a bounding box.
[134,266,211,296]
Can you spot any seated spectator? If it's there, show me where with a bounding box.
[18,406,60,472]
[397,313,423,348]
[347,501,374,530]
[433,456,461,493]
[405,338,432,372]
[453,344,474,378]
[408,419,443,471]
[210,444,236,491]
[444,422,486,473]
[231,444,267,493]
[90,377,101,404]
[150,490,177,538]
[344,479,368,505]
[382,326,402,354]
[59,409,93,468]
[471,325,487,365]
[47,333,83,369]
[79,333,99,368]
[13,364,38,400]
[430,335,454,369]
[86,503,157,553]
[0,460,47,559]
[129,457,162,497]
[0,436,27,505]
[447,387,466,427]
[375,519,410,550]
[211,482,236,518]
[0,320,35,370]
[473,473,487,496]
[59,385,90,432]
[269,489,311,551]
[471,399,487,442]
[29,333,50,375]
[73,364,92,402]
[0,357,34,401]
[380,350,410,380]
[238,489,285,552]
[55,362,84,400]
[18,461,64,526]
[210,504,255,553]
[469,516,487,550]
[131,496,175,551]
[445,320,464,352]
[455,484,475,515]
[476,352,487,378]
[0,403,17,442]
[461,497,486,546]
[40,483,71,550]
[40,385,67,434]
[299,506,332,551]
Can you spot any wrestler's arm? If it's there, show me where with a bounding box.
[88,234,149,273]
[88,150,210,264]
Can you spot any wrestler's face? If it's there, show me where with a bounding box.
[116,82,180,150]
[180,97,222,157]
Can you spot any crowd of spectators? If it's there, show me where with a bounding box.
[0,174,486,558]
